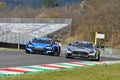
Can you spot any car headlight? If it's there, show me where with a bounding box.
[28,44,33,48]
[66,48,72,53]
[67,50,72,53]
[46,47,52,50]
[89,51,95,54]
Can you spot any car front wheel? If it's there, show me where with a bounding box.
[25,50,30,53]
[65,53,73,59]
[54,47,61,56]
[95,53,100,61]
[53,52,60,56]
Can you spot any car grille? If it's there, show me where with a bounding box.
[33,48,46,53]
[72,51,88,55]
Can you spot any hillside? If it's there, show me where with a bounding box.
[76,0,120,48]
[64,0,120,48]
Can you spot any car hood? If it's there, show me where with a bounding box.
[33,43,49,48]
[68,46,94,53]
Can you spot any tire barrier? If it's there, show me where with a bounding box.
[0,42,25,49]
[0,61,120,78]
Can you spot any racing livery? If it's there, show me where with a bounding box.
[25,38,61,56]
[65,41,100,61]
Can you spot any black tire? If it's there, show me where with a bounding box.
[93,52,100,61]
[54,51,60,56]
[65,53,73,59]
[32,52,36,54]
[95,53,100,61]
[66,56,74,59]
[54,47,61,56]
[65,56,71,59]
[65,55,70,58]
[53,52,60,56]
[88,56,93,61]
[25,50,30,54]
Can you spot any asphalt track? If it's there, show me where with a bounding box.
[0,50,120,68]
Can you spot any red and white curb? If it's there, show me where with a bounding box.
[0,60,120,77]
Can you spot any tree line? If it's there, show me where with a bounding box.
[0,0,120,48]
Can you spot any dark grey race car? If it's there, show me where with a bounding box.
[65,41,101,61]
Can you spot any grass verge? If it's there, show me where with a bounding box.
[0,63,120,80]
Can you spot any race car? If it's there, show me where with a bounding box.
[65,41,100,61]
[25,38,61,56]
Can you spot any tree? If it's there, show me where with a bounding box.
[42,0,55,7]
[0,2,9,11]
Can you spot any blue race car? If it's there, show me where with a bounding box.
[25,38,61,56]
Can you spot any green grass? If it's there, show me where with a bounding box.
[1,64,120,80]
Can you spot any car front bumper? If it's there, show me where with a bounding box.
[25,48,54,54]
[66,51,95,58]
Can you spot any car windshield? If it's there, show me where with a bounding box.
[32,39,52,44]
[72,42,93,49]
